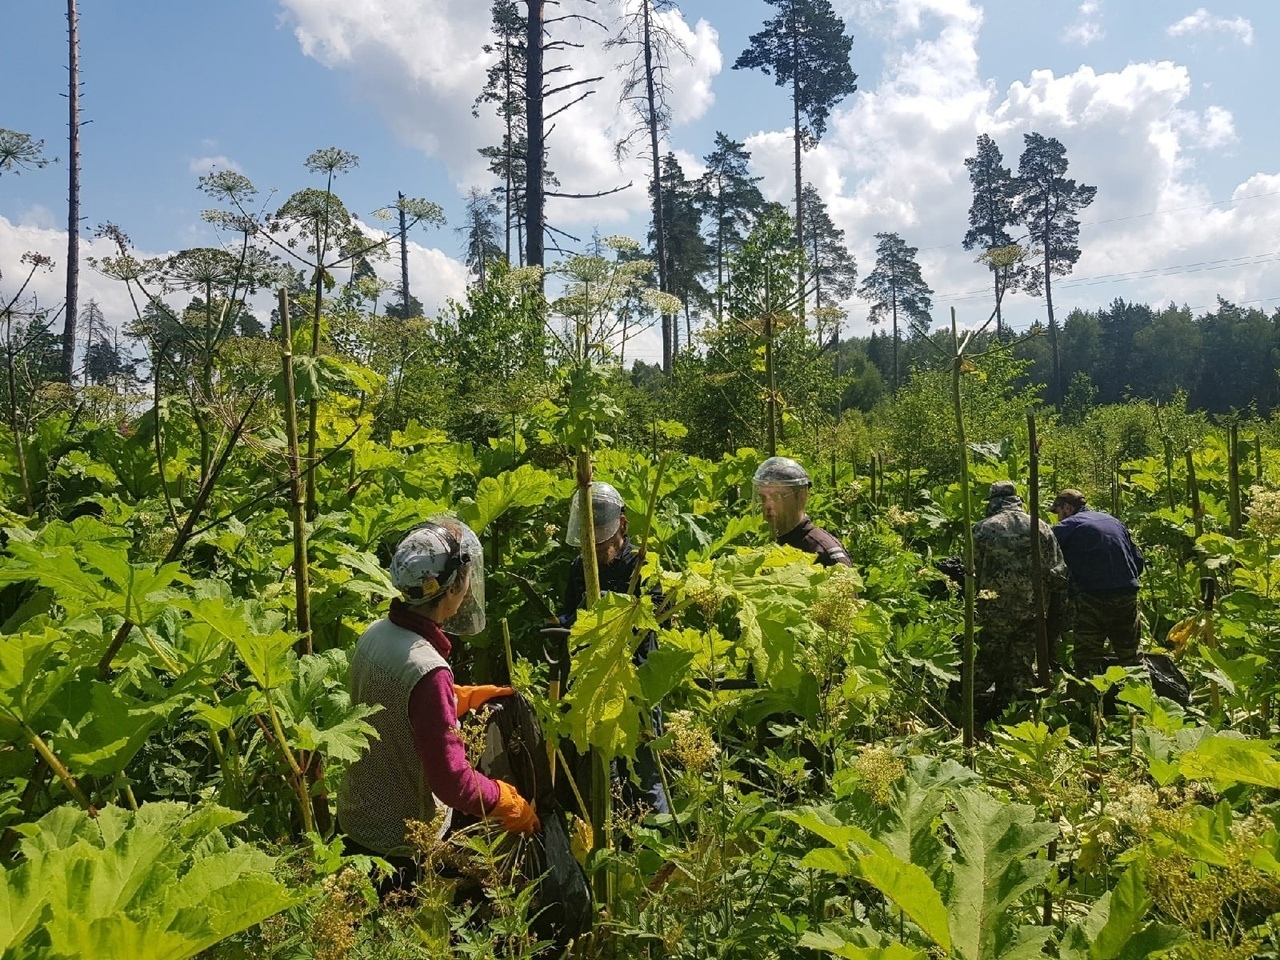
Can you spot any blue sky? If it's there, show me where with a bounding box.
[3,0,1277,367]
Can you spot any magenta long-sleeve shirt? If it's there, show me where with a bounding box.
[391,602,501,817]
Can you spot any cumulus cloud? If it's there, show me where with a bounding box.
[738,0,1280,334]
[267,0,1277,338]
[188,155,243,175]
[278,0,722,227]
[1064,0,1105,45]
[1167,8,1254,45]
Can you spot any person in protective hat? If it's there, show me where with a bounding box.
[552,481,669,814]
[973,481,1068,718]
[1048,488,1145,677]
[338,517,539,864]
[752,456,851,567]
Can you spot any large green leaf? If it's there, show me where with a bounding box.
[800,925,928,960]
[275,650,380,762]
[49,676,177,777]
[942,788,1057,960]
[0,862,49,955]
[560,592,653,760]
[3,802,300,960]
[1178,732,1280,788]
[790,806,951,952]
[0,623,74,741]
[1058,861,1183,960]
[459,462,567,534]
[229,630,297,692]
[637,646,695,705]
[721,548,827,692]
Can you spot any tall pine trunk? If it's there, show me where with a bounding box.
[1042,239,1061,409]
[61,0,81,384]
[642,1,671,374]
[791,18,805,323]
[398,192,411,313]
[524,0,545,275]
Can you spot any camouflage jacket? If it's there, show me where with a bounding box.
[973,495,1068,631]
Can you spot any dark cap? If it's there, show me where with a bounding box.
[988,480,1017,499]
[1050,488,1086,512]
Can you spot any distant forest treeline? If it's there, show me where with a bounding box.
[833,296,1279,417]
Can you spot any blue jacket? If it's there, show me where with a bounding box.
[1051,510,1144,595]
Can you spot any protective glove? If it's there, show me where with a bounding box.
[490,780,540,835]
[454,684,514,718]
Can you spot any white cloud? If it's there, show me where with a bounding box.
[268,0,1278,336]
[16,205,57,230]
[278,0,722,228]
[188,155,243,175]
[1064,0,1104,45]
[1167,8,1254,45]
[736,0,1280,335]
[0,216,155,330]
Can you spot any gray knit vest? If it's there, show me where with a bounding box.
[337,617,450,857]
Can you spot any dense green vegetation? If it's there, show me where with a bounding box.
[3,189,1280,958]
[4,4,1280,957]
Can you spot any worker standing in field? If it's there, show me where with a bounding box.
[973,481,1069,718]
[550,481,669,815]
[1048,489,1145,678]
[338,519,539,866]
[752,456,852,567]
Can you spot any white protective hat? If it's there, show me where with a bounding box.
[390,519,486,634]
[566,481,626,546]
[752,456,812,490]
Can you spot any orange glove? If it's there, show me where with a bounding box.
[490,780,540,835]
[454,684,514,718]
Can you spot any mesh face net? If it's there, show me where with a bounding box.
[566,481,625,546]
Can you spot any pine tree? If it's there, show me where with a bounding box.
[608,0,689,374]
[474,0,526,263]
[695,133,764,321]
[1014,132,1097,408]
[652,153,711,353]
[962,133,1020,336]
[733,0,857,317]
[858,231,932,393]
[800,183,857,316]
[460,187,504,286]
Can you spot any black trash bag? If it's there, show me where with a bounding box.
[477,693,593,949]
[1143,653,1192,707]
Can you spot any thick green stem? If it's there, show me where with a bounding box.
[1186,448,1203,542]
[575,447,611,903]
[279,289,313,656]
[267,692,314,835]
[25,726,95,815]
[1028,409,1050,688]
[952,309,976,755]
[1228,422,1241,537]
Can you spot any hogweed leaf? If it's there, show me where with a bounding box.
[942,788,1057,960]
[560,592,654,760]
